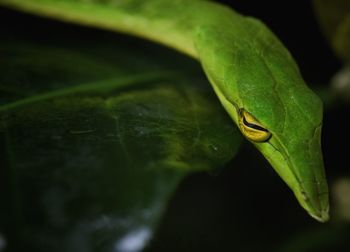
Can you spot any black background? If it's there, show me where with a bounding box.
[1,1,349,252]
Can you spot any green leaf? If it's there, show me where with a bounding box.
[0,8,241,252]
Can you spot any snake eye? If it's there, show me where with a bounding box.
[239,109,271,142]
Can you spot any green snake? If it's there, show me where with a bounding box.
[0,0,330,222]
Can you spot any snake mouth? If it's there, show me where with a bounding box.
[310,205,329,222]
[293,177,329,222]
[254,133,329,222]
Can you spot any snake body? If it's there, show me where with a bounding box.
[0,0,329,222]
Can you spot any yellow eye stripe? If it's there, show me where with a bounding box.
[239,109,271,142]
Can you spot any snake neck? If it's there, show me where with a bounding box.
[1,0,244,58]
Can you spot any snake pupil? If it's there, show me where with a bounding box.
[242,116,268,132]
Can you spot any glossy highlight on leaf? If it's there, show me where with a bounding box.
[0,10,241,251]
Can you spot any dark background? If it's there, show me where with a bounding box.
[1,1,349,252]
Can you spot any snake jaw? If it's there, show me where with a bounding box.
[310,207,329,223]
[254,133,329,222]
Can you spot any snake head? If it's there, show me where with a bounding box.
[238,104,329,223]
[196,18,329,222]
